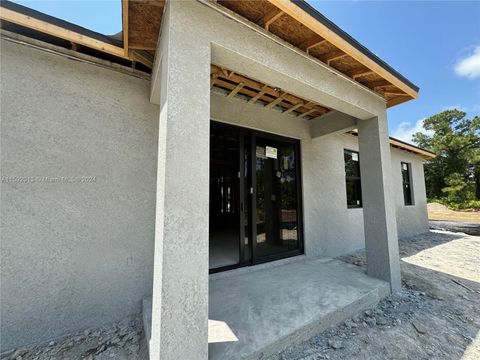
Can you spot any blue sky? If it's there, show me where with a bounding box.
[12,0,480,142]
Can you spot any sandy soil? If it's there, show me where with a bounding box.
[428,203,480,223]
[268,230,480,360]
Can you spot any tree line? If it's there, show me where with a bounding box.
[412,109,480,210]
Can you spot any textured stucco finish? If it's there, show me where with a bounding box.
[358,116,401,291]
[0,39,159,350]
[149,1,211,359]
[390,149,429,238]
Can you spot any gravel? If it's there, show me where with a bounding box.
[2,316,146,360]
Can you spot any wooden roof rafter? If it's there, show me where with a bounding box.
[215,0,419,107]
[211,64,330,120]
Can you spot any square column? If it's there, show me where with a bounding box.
[149,2,211,359]
[358,114,401,292]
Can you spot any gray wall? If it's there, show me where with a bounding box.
[390,149,429,238]
[0,39,159,350]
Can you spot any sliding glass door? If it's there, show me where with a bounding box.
[209,123,303,272]
[252,134,302,262]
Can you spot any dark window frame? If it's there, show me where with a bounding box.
[344,149,362,209]
[401,162,414,206]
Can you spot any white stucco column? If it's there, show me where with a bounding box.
[149,1,210,359]
[358,114,401,292]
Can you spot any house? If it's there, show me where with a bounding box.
[0,0,435,359]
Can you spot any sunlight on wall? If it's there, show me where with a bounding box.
[208,320,239,344]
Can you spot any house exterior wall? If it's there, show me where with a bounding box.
[0,14,427,351]
[390,149,429,238]
[0,39,160,350]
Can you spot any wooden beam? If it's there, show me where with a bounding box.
[227,82,244,98]
[324,51,348,65]
[265,0,418,99]
[283,102,304,114]
[129,50,153,68]
[211,74,218,89]
[122,0,129,56]
[260,8,285,31]
[349,69,375,80]
[365,79,391,89]
[387,95,412,108]
[249,85,269,103]
[384,91,407,97]
[300,38,327,54]
[297,108,317,119]
[0,7,127,59]
[265,92,287,109]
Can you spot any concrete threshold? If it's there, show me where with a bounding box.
[143,257,389,360]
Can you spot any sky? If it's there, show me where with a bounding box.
[12,0,480,143]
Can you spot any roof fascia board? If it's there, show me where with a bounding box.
[266,0,419,99]
[0,1,126,59]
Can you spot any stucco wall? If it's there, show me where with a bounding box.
[0,40,160,350]
[390,148,429,238]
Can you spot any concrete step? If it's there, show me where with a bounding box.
[142,257,389,360]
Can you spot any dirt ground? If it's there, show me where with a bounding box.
[268,230,480,360]
[4,230,479,360]
[428,202,480,223]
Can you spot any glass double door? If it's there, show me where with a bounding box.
[209,122,303,272]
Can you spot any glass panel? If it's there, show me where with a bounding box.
[255,137,299,259]
[344,150,360,178]
[209,124,240,270]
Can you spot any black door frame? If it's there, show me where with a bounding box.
[209,121,304,273]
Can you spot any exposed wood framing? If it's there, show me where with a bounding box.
[0,7,126,58]
[350,69,376,80]
[283,102,305,114]
[264,0,418,99]
[297,109,316,119]
[249,85,269,103]
[324,50,348,65]
[265,92,287,108]
[211,64,329,120]
[227,82,244,98]
[300,38,327,54]
[129,50,154,68]
[367,79,391,89]
[260,7,285,31]
[122,0,129,56]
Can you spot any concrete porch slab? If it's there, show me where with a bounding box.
[143,257,389,360]
[208,257,389,360]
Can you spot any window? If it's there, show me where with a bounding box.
[344,150,362,208]
[401,162,413,205]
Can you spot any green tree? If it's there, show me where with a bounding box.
[412,109,480,203]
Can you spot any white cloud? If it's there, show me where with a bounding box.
[454,46,480,79]
[391,118,433,143]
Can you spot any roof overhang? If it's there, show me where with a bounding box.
[1,0,419,108]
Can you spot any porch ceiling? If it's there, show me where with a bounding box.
[211,64,330,120]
